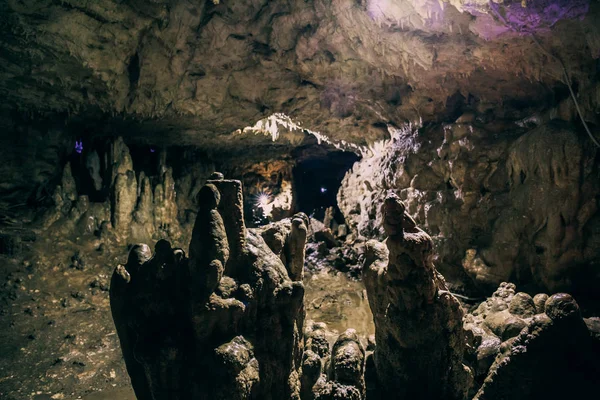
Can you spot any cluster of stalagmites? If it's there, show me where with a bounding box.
[42,137,213,247]
[110,182,600,399]
[111,176,306,399]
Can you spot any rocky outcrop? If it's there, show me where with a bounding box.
[463,283,540,379]
[110,178,306,400]
[41,162,112,236]
[362,193,472,399]
[473,292,600,399]
[476,123,600,291]
[40,137,217,247]
[339,121,600,293]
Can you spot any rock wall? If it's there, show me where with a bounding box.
[0,114,71,210]
[110,178,308,400]
[362,193,472,399]
[339,121,600,293]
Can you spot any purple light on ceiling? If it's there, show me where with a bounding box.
[489,0,589,33]
[75,140,83,154]
[365,0,589,35]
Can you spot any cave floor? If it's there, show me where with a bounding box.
[0,233,135,400]
[0,231,373,399]
[304,268,374,340]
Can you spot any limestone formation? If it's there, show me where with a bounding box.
[110,178,306,400]
[85,150,103,191]
[110,137,134,185]
[131,173,156,243]
[327,329,365,399]
[300,323,366,400]
[41,162,79,229]
[38,137,218,248]
[362,193,472,399]
[340,121,600,292]
[259,212,309,281]
[463,282,600,393]
[473,292,600,399]
[153,166,180,240]
[2,0,598,146]
[175,161,216,227]
[463,283,536,379]
[112,171,137,237]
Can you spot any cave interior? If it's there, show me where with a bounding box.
[1,0,600,399]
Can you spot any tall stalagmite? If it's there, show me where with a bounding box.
[110,177,307,400]
[363,193,472,399]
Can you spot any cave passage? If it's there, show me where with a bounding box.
[292,150,359,221]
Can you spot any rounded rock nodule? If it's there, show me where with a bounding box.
[544,293,580,321]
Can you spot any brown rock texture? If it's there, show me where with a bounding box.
[339,121,600,293]
[473,292,600,399]
[362,193,472,399]
[259,212,309,281]
[2,1,599,146]
[463,283,541,379]
[300,322,366,400]
[110,178,307,400]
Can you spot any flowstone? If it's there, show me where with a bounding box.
[363,193,472,400]
[110,178,307,400]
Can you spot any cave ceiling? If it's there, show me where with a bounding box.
[1,0,599,148]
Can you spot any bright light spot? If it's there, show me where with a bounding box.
[253,182,294,219]
[320,187,327,193]
[255,192,272,210]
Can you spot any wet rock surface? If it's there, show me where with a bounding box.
[1,177,600,400]
[1,0,599,148]
[40,137,200,250]
[0,236,134,400]
[301,323,366,400]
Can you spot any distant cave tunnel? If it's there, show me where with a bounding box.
[292,150,360,221]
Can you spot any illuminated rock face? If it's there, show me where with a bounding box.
[40,136,204,247]
[340,121,600,293]
[363,193,472,400]
[110,178,307,400]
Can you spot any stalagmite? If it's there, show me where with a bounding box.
[363,193,472,400]
[110,178,306,400]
